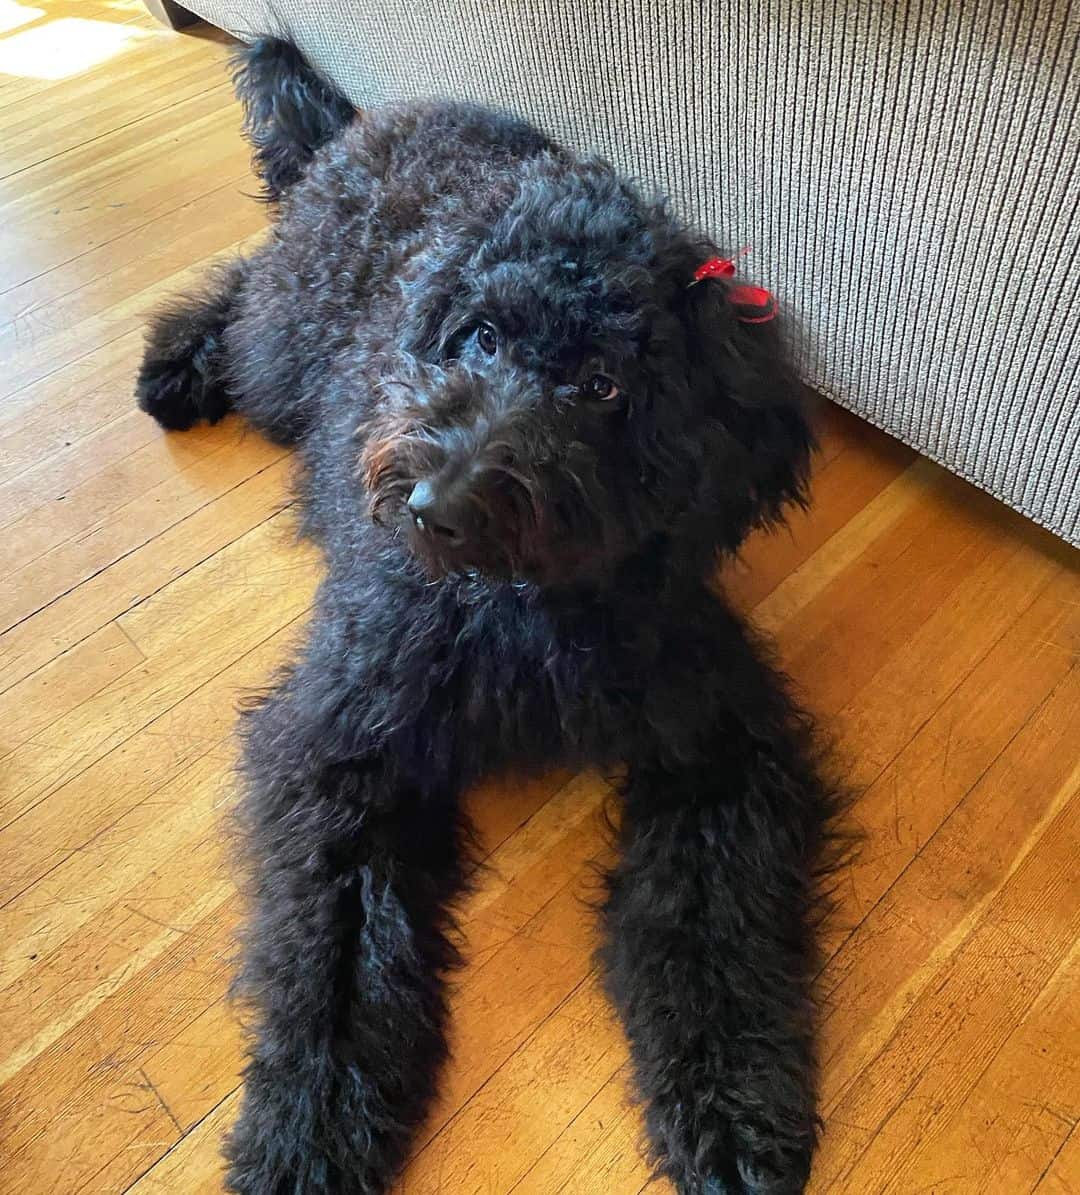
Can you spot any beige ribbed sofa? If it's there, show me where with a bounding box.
[151,0,1080,546]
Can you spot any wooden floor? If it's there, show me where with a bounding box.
[1,4,1078,1192]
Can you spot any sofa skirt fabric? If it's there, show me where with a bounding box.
[181,0,1080,545]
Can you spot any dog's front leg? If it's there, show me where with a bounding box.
[223,688,468,1195]
[600,698,839,1195]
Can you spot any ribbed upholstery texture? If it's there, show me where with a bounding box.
[184,0,1080,545]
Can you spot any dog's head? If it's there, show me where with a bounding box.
[359,156,812,586]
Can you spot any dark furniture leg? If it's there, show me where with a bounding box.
[143,0,200,29]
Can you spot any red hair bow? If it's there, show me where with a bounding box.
[692,256,777,324]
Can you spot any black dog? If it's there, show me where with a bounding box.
[137,39,841,1195]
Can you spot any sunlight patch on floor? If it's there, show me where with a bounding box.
[0,1,43,36]
[0,15,153,80]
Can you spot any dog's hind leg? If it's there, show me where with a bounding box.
[136,259,246,432]
[138,39,354,439]
[232,37,355,202]
[599,633,840,1194]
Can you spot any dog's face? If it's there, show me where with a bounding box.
[360,158,811,586]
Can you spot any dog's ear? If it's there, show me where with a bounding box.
[680,275,815,552]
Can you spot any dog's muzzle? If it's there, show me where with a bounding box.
[407,478,470,549]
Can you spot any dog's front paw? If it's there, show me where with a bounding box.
[736,1151,812,1194]
[224,1062,398,1195]
[693,1137,812,1195]
[697,1157,811,1195]
[669,1110,814,1195]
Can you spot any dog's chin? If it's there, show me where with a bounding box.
[402,523,510,582]
[389,506,624,590]
[402,524,576,589]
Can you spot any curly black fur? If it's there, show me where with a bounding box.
[136,37,843,1195]
[232,37,355,202]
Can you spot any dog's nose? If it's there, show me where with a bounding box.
[407,479,467,546]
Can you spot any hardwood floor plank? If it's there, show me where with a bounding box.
[399,980,627,1195]
[751,455,944,637]
[1033,1126,1080,1193]
[0,740,234,994]
[0,621,144,755]
[1,429,285,631]
[834,562,1079,945]
[0,5,162,118]
[429,872,602,1147]
[776,473,1035,719]
[0,893,239,1193]
[0,451,295,694]
[2,501,308,783]
[0,326,143,438]
[724,411,916,613]
[0,790,234,1088]
[815,667,1080,1134]
[0,179,260,348]
[815,786,1080,1191]
[0,174,255,349]
[1,219,262,400]
[885,941,1079,1194]
[1,406,219,533]
[0,606,309,902]
[510,1064,652,1195]
[828,524,1067,794]
[0,102,248,298]
[139,997,240,1137]
[125,1092,238,1194]
[465,768,576,858]
[1,50,231,180]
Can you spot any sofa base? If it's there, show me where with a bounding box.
[143,0,200,29]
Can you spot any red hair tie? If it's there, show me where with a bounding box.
[692,254,778,324]
[693,256,738,282]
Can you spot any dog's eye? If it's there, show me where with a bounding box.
[581,373,619,401]
[476,322,498,356]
